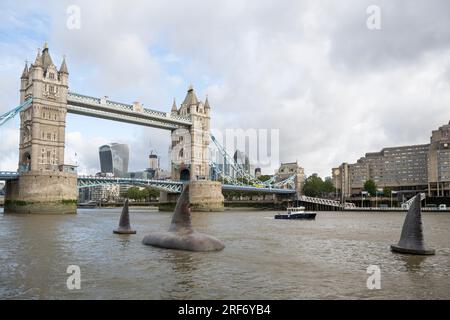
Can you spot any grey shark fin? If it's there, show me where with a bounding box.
[119,198,131,228]
[391,194,434,255]
[169,183,192,232]
[113,198,136,234]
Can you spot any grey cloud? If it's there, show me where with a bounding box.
[327,0,450,71]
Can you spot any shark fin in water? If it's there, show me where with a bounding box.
[113,198,136,234]
[391,194,434,255]
[168,183,192,233]
[142,183,224,252]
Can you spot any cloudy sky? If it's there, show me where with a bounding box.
[1,0,450,177]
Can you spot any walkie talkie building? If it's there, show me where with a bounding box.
[99,143,129,177]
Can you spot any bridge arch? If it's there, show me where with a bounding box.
[180,169,190,181]
[20,152,31,171]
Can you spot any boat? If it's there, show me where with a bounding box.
[77,200,97,208]
[274,206,316,220]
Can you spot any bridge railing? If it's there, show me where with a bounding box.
[77,176,184,193]
[0,171,19,180]
[298,195,356,209]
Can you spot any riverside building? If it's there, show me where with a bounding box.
[332,121,450,198]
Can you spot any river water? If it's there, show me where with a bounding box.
[0,208,449,300]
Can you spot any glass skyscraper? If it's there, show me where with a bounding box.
[99,143,129,177]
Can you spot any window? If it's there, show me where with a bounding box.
[47,133,51,140]
[49,73,55,80]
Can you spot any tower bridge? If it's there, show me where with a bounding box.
[0,44,299,214]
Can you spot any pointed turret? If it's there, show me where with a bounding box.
[171,98,177,113]
[204,95,210,109]
[182,84,199,106]
[59,55,68,74]
[21,62,29,79]
[41,45,54,70]
[34,49,43,67]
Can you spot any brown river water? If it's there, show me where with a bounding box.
[0,208,449,299]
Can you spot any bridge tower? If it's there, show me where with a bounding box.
[5,44,77,214]
[169,86,224,211]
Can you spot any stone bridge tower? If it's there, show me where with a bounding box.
[170,85,210,181]
[18,44,68,171]
[169,85,223,211]
[5,44,77,214]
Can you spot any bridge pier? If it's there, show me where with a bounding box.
[159,181,224,212]
[4,171,77,214]
[189,181,224,212]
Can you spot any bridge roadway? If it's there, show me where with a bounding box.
[66,92,192,130]
[0,172,295,194]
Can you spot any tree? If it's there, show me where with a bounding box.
[364,179,377,196]
[145,187,160,200]
[127,187,141,201]
[383,187,392,197]
[258,175,272,182]
[141,188,150,201]
[302,174,324,197]
[322,177,335,194]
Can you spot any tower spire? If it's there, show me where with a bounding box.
[34,48,43,67]
[171,98,177,113]
[59,55,68,74]
[21,61,29,79]
[204,95,210,109]
[182,84,198,106]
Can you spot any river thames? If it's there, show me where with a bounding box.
[0,208,449,299]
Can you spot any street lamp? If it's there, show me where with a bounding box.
[375,188,383,208]
[361,191,368,208]
[391,190,398,208]
[437,143,442,197]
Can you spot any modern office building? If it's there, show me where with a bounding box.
[427,122,450,196]
[145,151,160,179]
[78,184,120,203]
[99,143,129,177]
[332,121,450,198]
[148,152,159,170]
